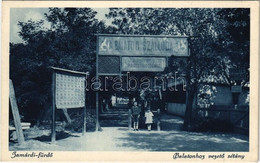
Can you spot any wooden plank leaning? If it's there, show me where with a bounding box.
[9,79,25,144]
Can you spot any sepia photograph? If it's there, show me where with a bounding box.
[1,1,259,162]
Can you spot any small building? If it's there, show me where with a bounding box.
[166,82,249,117]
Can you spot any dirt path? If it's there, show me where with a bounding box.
[10,113,248,151]
[10,126,249,151]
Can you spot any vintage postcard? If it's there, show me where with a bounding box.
[1,1,259,162]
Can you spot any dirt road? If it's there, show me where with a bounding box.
[10,126,248,151]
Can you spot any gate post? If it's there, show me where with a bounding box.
[95,92,100,131]
[157,109,161,131]
[95,35,100,132]
[51,71,56,143]
[83,105,86,135]
[128,109,132,130]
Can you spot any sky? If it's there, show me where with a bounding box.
[10,8,111,43]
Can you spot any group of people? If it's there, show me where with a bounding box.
[131,101,154,131]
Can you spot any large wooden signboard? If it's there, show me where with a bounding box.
[55,73,85,109]
[98,35,189,56]
[97,34,189,75]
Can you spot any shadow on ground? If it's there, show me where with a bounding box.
[117,130,249,151]
[33,131,79,142]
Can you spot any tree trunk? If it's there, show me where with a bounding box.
[183,84,196,130]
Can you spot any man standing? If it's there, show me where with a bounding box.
[131,102,141,131]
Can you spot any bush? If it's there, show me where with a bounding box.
[63,109,96,132]
[191,117,234,132]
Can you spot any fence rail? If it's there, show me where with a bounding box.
[196,105,249,133]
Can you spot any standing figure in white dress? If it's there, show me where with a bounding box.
[145,108,154,131]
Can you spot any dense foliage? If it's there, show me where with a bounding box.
[106,8,249,128]
[10,8,249,128]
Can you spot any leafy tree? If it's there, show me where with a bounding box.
[10,8,110,125]
[215,8,250,85]
[106,8,250,129]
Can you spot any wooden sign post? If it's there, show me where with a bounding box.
[83,73,88,135]
[51,71,56,143]
[51,67,88,142]
[9,79,25,144]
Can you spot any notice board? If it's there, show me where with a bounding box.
[55,71,85,109]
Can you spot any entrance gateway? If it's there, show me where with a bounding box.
[96,34,190,131]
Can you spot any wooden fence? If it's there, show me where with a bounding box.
[196,105,249,131]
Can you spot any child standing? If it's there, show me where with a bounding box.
[131,102,141,131]
[145,108,154,131]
